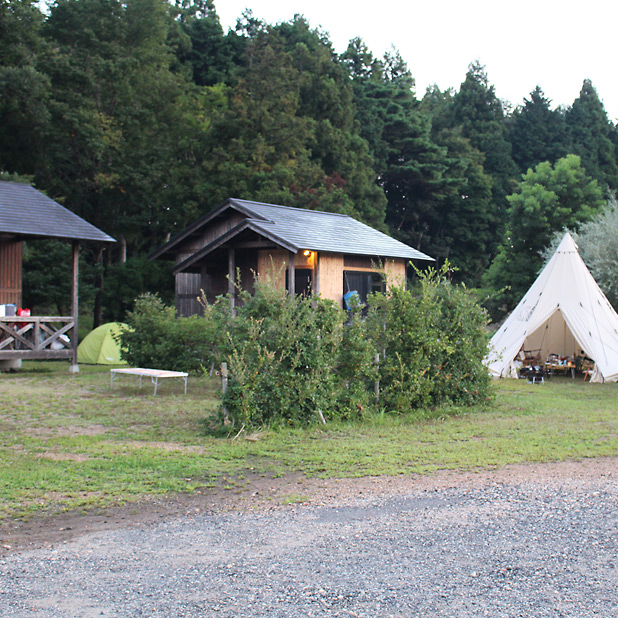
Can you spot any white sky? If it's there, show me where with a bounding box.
[214,0,618,121]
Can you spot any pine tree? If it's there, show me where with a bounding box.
[192,19,387,228]
[451,61,517,210]
[508,86,570,175]
[565,79,618,191]
[175,0,241,87]
[344,43,453,256]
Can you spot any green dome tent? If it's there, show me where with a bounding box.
[77,322,129,365]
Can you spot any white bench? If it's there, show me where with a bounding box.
[110,368,188,395]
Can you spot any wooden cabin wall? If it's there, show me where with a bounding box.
[383,259,406,289]
[181,213,246,254]
[294,251,315,269]
[320,254,407,307]
[175,272,202,317]
[0,238,22,306]
[175,249,408,314]
[317,254,344,306]
[257,249,288,289]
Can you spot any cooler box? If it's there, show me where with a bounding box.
[16,307,30,329]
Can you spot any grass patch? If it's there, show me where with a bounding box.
[1,362,617,519]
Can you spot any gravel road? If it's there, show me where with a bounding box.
[1,459,617,617]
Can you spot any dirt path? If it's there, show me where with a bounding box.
[1,458,617,617]
[2,457,616,553]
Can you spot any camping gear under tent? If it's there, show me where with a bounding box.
[485,233,618,383]
[77,322,128,365]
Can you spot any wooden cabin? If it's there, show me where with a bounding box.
[151,198,433,315]
[0,181,115,369]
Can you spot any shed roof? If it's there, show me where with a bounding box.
[152,198,433,262]
[0,181,115,242]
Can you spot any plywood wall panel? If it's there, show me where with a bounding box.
[318,253,344,306]
[257,250,288,290]
[0,239,22,305]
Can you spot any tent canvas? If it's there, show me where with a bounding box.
[77,322,128,365]
[485,233,618,383]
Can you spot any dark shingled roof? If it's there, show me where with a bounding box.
[153,198,433,262]
[0,181,115,242]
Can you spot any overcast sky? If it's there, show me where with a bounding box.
[214,0,618,121]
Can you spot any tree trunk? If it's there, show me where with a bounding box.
[93,245,105,328]
[119,236,127,263]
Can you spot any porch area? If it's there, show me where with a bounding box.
[0,316,75,361]
[0,180,115,369]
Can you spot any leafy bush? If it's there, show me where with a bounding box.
[365,265,491,412]
[336,304,379,416]
[120,293,222,373]
[121,268,490,427]
[221,281,345,426]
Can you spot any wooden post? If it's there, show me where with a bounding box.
[221,361,229,423]
[288,251,295,296]
[228,248,235,313]
[374,353,380,404]
[313,252,319,297]
[69,241,79,374]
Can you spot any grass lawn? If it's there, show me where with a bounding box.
[1,361,617,520]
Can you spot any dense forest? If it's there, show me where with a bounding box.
[2,0,617,325]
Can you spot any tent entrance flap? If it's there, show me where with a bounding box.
[485,233,618,382]
[523,309,581,361]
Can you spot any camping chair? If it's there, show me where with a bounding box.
[527,366,545,384]
[522,349,541,367]
[518,364,545,384]
[581,359,595,381]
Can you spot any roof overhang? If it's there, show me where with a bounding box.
[0,181,116,243]
[172,219,297,274]
[150,198,269,261]
[0,229,115,243]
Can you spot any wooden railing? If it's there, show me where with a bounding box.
[0,316,75,360]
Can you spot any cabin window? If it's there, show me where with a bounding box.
[343,271,385,307]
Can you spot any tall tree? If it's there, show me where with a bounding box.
[484,154,605,316]
[190,18,387,228]
[38,0,199,324]
[419,87,496,284]
[39,0,197,251]
[275,17,386,227]
[451,61,517,211]
[343,42,454,254]
[565,79,618,191]
[0,0,50,174]
[508,86,570,175]
[174,0,242,87]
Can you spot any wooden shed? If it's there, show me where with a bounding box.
[0,181,115,368]
[151,198,433,315]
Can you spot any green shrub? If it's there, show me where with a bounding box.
[365,265,491,412]
[431,281,492,405]
[120,293,222,373]
[221,281,346,426]
[121,268,490,427]
[336,304,379,416]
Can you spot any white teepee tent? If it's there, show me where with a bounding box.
[485,233,618,383]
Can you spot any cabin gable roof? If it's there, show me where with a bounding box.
[152,198,433,262]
